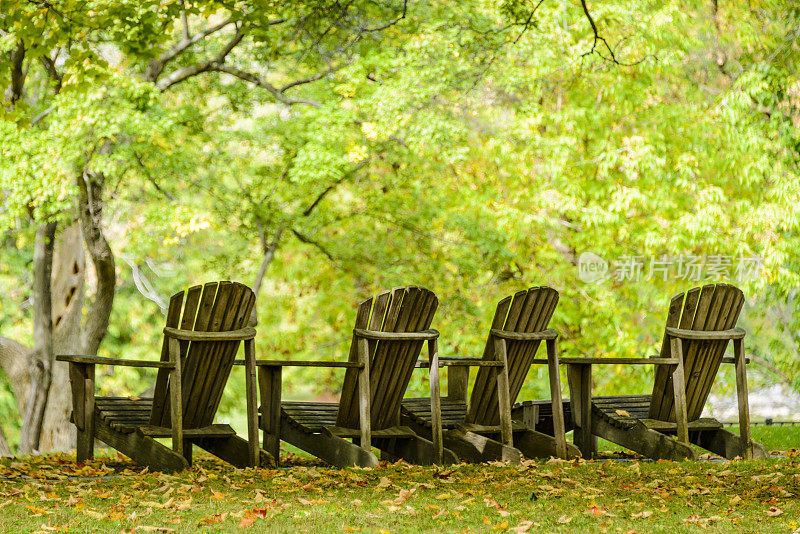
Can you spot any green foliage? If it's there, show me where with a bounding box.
[1,0,799,434]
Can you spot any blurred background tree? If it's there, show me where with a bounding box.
[1,0,798,453]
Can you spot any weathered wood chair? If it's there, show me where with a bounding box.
[561,283,767,460]
[57,281,270,473]
[402,287,580,462]
[249,285,458,468]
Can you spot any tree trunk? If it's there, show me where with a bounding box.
[78,170,115,356]
[0,225,88,453]
[40,225,86,451]
[18,221,57,454]
[0,425,11,456]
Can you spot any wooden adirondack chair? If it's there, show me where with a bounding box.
[251,286,459,468]
[561,283,767,460]
[402,287,580,462]
[57,281,271,473]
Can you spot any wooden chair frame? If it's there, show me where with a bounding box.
[58,325,265,472]
[563,326,757,460]
[412,326,574,462]
[241,327,454,467]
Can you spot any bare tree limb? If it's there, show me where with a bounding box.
[154,24,243,89]
[211,64,321,107]
[134,152,176,201]
[361,0,407,32]
[249,224,286,327]
[579,0,646,66]
[280,68,335,92]
[145,17,234,82]
[291,229,339,264]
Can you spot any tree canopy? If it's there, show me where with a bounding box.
[1,0,799,451]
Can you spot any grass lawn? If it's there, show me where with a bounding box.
[0,425,797,533]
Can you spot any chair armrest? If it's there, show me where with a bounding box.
[560,357,679,365]
[163,326,256,341]
[233,359,363,368]
[721,356,750,364]
[665,326,745,340]
[490,328,557,341]
[415,357,504,368]
[56,355,175,369]
[353,328,439,341]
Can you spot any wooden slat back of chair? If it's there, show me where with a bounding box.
[336,286,438,430]
[149,281,256,428]
[648,283,745,422]
[466,287,559,426]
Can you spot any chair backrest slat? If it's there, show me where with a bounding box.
[466,287,559,426]
[336,286,438,430]
[149,281,256,428]
[648,283,744,422]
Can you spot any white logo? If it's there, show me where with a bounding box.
[578,252,608,283]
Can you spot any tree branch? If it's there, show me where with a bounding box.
[134,152,176,200]
[5,40,26,104]
[579,0,645,66]
[145,17,234,82]
[749,354,795,390]
[302,162,367,217]
[77,168,116,356]
[292,229,338,263]
[249,223,286,327]
[154,24,243,90]
[279,68,335,92]
[211,64,321,106]
[361,0,407,32]
[38,55,63,94]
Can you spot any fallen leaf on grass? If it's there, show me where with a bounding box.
[511,520,540,533]
[584,506,616,517]
[198,513,228,525]
[83,509,104,519]
[557,515,572,524]
[767,507,783,517]
[630,511,653,519]
[434,468,455,479]
[729,495,742,506]
[239,515,257,528]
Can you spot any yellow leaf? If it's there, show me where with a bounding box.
[615,410,631,417]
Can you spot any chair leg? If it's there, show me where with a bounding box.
[567,363,595,459]
[733,338,753,459]
[259,365,282,466]
[670,337,689,445]
[546,338,568,458]
[70,362,95,462]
